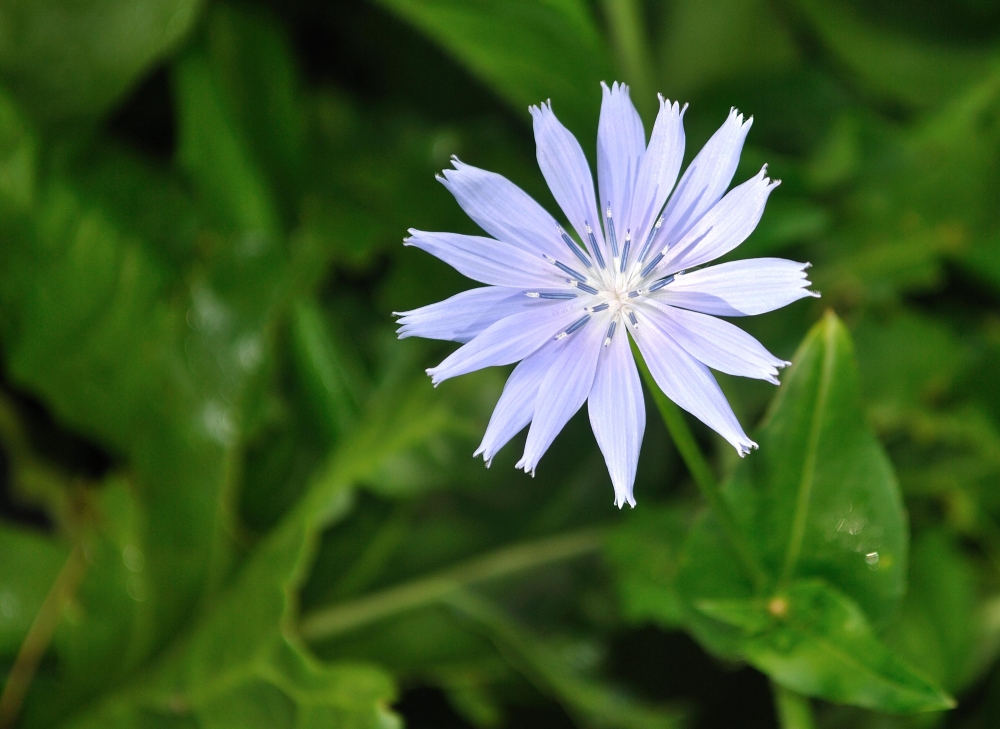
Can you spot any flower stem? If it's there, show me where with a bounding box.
[773,682,816,729]
[298,528,603,641]
[0,543,88,729]
[631,342,766,589]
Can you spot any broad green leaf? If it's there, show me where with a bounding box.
[681,311,906,621]
[695,579,954,713]
[0,0,203,121]
[676,311,907,665]
[62,520,399,729]
[371,0,613,135]
[202,3,306,211]
[605,506,690,629]
[795,0,991,110]
[0,524,68,655]
[0,126,289,724]
[289,299,367,444]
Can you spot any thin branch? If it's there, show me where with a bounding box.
[299,529,603,641]
[773,681,816,729]
[0,543,88,729]
[632,340,766,589]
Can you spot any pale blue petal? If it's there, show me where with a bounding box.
[405,230,564,288]
[661,166,779,272]
[633,313,756,456]
[474,339,566,465]
[660,258,818,316]
[396,286,566,343]
[517,317,604,474]
[530,101,606,258]
[597,82,645,246]
[427,301,578,385]
[628,96,686,251]
[659,108,752,245]
[641,301,789,384]
[588,328,645,508]
[438,159,566,260]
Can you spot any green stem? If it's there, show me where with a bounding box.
[600,0,656,118]
[631,341,766,589]
[0,543,88,729]
[299,529,603,641]
[773,682,816,729]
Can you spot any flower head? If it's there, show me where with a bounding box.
[396,82,818,508]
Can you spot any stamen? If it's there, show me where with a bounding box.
[544,254,587,283]
[627,311,639,329]
[619,231,631,273]
[589,302,610,312]
[559,228,592,268]
[525,291,577,300]
[639,252,663,278]
[647,274,676,292]
[585,222,606,269]
[571,280,599,295]
[604,320,617,347]
[555,314,591,340]
[627,290,641,298]
[637,216,663,263]
[606,205,619,258]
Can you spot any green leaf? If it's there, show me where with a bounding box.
[0,129,291,723]
[173,48,279,233]
[289,300,367,444]
[202,3,306,210]
[371,0,613,135]
[0,0,203,121]
[679,311,907,624]
[695,579,954,713]
[62,520,399,729]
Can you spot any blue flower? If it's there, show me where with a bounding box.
[397,82,818,508]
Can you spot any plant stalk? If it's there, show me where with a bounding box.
[299,528,603,641]
[632,341,766,589]
[773,682,816,729]
[0,543,88,729]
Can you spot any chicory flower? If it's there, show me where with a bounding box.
[397,82,818,507]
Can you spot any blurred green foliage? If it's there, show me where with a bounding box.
[1,1,1000,728]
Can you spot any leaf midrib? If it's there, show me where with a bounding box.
[780,321,838,584]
